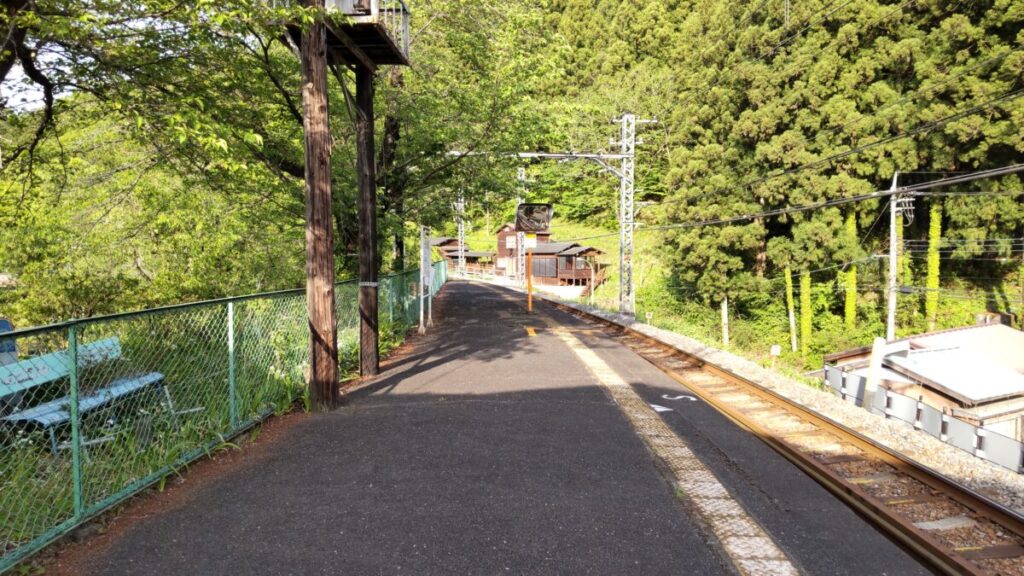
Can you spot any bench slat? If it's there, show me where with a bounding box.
[0,337,123,400]
[2,372,164,428]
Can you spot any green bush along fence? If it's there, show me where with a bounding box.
[0,262,446,571]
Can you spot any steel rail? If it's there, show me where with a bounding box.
[538,295,1024,576]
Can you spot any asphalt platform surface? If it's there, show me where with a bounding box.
[77,281,931,575]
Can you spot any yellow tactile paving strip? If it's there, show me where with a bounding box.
[546,321,799,576]
[486,285,800,575]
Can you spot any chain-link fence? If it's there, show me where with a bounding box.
[0,261,446,571]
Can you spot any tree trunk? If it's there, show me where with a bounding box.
[844,213,858,330]
[785,266,797,352]
[754,215,767,278]
[925,202,942,331]
[378,70,404,272]
[800,271,811,358]
[721,296,730,346]
[356,66,379,377]
[300,4,339,410]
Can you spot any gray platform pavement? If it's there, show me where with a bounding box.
[75,281,932,575]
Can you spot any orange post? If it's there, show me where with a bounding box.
[527,249,533,312]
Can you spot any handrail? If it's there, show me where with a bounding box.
[0,264,437,340]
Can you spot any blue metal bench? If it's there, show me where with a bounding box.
[0,319,15,366]
[0,337,168,453]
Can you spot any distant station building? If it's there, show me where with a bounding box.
[429,237,494,273]
[825,323,1024,441]
[493,223,603,290]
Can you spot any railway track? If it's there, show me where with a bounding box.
[549,299,1024,576]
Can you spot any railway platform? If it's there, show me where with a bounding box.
[49,281,931,575]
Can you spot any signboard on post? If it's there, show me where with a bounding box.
[515,203,553,233]
[515,203,552,314]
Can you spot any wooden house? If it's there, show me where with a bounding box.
[490,224,603,289]
[494,224,550,278]
[825,323,1024,441]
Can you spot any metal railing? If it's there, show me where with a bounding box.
[264,1,410,61]
[0,261,446,572]
[380,0,410,59]
[823,365,1024,474]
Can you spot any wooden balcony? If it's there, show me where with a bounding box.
[277,0,410,67]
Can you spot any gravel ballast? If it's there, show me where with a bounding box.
[532,291,1024,516]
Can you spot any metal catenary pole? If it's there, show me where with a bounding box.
[456,195,467,276]
[419,226,427,334]
[617,114,636,315]
[516,231,526,286]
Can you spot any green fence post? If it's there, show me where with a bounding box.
[387,278,394,323]
[68,323,84,519]
[227,302,238,428]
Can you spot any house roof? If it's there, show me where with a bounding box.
[530,242,578,255]
[429,237,458,247]
[907,324,1024,374]
[560,245,603,256]
[829,323,1024,407]
[885,349,1024,406]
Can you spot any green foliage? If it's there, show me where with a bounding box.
[800,272,812,358]
[844,214,859,329]
[925,202,943,329]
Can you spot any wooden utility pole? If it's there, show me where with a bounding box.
[356,65,380,376]
[301,1,340,409]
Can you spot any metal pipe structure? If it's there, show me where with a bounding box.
[448,113,655,316]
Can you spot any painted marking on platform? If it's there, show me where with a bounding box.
[650,404,674,413]
[663,394,699,402]
[479,284,798,574]
[536,313,799,576]
[525,327,537,337]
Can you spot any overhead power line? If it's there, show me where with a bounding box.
[661,87,1024,210]
[558,166,1024,244]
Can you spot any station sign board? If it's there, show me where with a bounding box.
[515,203,553,233]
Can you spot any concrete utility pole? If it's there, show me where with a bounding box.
[301,0,340,409]
[356,66,380,377]
[886,171,900,342]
